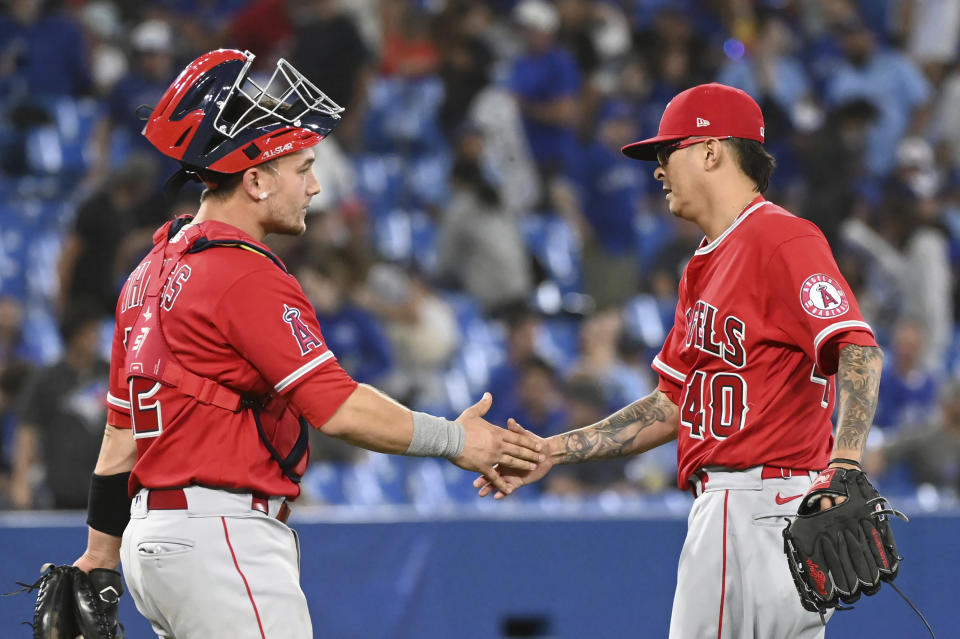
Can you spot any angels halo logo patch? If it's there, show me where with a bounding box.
[800,274,849,318]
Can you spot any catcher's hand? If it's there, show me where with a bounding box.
[782,467,907,616]
[21,563,125,638]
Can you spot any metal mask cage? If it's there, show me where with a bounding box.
[212,51,344,139]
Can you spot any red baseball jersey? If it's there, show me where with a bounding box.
[653,197,877,489]
[106,219,357,498]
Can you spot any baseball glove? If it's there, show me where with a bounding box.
[19,563,125,638]
[782,467,907,616]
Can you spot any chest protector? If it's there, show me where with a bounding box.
[125,217,309,482]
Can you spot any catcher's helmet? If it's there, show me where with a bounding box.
[143,49,343,183]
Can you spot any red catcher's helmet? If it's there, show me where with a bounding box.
[143,49,343,183]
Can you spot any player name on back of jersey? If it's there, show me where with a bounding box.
[683,299,745,368]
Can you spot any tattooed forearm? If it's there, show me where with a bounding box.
[834,344,883,453]
[554,390,679,463]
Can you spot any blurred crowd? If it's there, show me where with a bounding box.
[2,0,960,511]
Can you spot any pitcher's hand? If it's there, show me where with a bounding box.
[473,419,553,499]
[451,393,544,496]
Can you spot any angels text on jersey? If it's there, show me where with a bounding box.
[684,299,746,368]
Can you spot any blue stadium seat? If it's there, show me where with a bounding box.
[0,202,31,299]
[538,316,582,373]
[354,154,407,222]
[406,458,452,511]
[522,214,582,294]
[633,209,677,274]
[622,295,668,349]
[301,462,348,505]
[441,292,506,397]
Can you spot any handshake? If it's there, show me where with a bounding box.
[447,392,555,499]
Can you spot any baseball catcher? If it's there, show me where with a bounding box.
[19,563,124,638]
[782,463,906,619]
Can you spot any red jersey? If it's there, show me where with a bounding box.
[653,197,877,489]
[106,219,357,499]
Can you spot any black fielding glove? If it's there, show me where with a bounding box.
[30,563,80,638]
[783,467,907,616]
[74,568,125,638]
[14,563,125,638]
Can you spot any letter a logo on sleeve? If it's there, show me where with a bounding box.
[800,274,849,319]
[283,304,323,356]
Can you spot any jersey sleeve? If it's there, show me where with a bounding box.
[766,233,877,375]
[216,267,358,410]
[106,293,132,429]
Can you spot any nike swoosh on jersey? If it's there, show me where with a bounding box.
[775,492,803,505]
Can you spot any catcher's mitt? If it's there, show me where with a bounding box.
[18,563,125,639]
[782,467,907,616]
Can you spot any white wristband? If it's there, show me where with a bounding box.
[407,412,466,459]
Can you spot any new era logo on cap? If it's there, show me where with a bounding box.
[696,117,710,127]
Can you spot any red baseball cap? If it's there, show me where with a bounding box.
[621,83,765,161]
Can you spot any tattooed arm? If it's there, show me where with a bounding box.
[474,389,679,498]
[830,344,884,468]
[550,389,679,463]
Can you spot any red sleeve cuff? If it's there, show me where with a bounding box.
[818,330,878,375]
[287,363,359,428]
[107,408,132,429]
[657,376,683,406]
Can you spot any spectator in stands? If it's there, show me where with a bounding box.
[797,98,877,245]
[867,376,960,493]
[571,99,644,309]
[642,215,700,304]
[567,308,650,411]
[435,1,495,140]
[356,264,460,411]
[554,0,631,139]
[0,0,91,99]
[10,300,107,509]
[436,156,533,317]
[0,296,33,473]
[823,17,931,177]
[485,307,544,424]
[462,73,542,213]
[873,316,940,432]
[379,0,440,78]
[297,252,393,387]
[717,12,812,125]
[512,356,568,439]
[717,11,814,191]
[842,177,953,370]
[91,18,178,178]
[0,341,32,507]
[77,1,127,97]
[636,8,711,115]
[507,0,582,178]
[158,0,249,56]
[226,0,294,71]
[58,155,162,318]
[288,0,374,150]
[0,296,29,366]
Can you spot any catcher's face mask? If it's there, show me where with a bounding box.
[143,49,344,177]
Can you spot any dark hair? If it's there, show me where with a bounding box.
[451,157,501,207]
[521,355,558,382]
[199,157,280,202]
[199,170,245,202]
[725,138,776,193]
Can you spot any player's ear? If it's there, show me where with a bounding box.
[241,167,262,202]
[703,138,724,171]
